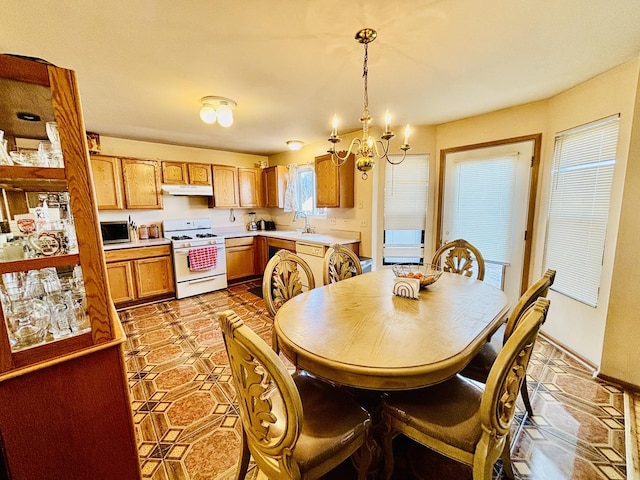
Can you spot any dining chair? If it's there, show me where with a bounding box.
[322,243,363,285]
[431,238,485,280]
[380,298,550,480]
[262,249,315,353]
[460,269,556,417]
[217,309,373,480]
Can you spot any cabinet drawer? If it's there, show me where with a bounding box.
[104,245,171,263]
[225,237,255,248]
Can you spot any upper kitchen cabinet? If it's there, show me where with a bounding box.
[162,161,212,186]
[315,153,355,208]
[264,165,287,208]
[0,54,140,479]
[238,166,263,207]
[188,162,212,185]
[211,164,239,207]
[122,157,163,209]
[162,161,188,184]
[210,165,263,208]
[90,154,124,209]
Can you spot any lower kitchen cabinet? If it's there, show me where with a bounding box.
[105,244,174,307]
[226,237,258,281]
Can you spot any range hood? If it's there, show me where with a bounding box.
[161,184,213,196]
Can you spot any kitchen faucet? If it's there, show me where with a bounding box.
[293,211,312,233]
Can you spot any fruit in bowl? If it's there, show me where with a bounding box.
[392,264,443,288]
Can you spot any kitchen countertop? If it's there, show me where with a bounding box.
[220,230,360,246]
[103,238,171,251]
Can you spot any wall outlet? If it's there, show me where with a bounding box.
[329,217,336,225]
[358,200,364,209]
[342,219,350,225]
[360,219,367,227]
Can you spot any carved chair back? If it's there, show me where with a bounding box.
[323,244,363,285]
[431,238,485,280]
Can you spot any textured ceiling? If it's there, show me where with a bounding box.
[3,0,640,156]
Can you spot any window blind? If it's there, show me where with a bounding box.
[384,155,429,230]
[450,155,518,264]
[383,155,429,262]
[544,114,619,307]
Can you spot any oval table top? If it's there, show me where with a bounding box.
[275,269,509,390]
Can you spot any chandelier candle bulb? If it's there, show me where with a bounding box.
[404,125,411,146]
[384,110,392,134]
[331,115,339,137]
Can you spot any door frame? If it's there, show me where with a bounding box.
[436,133,542,295]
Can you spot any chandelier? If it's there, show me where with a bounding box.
[328,28,411,180]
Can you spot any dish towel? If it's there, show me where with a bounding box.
[188,246,218,271]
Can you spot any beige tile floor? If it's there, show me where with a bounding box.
[120,279,633,479]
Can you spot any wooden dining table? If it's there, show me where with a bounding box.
[274,268,509,391]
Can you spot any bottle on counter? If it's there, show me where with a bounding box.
[138,225,149,240]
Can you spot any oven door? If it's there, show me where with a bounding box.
[172,244,227,299]
[173,244,227,282]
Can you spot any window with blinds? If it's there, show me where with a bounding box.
[450,154,518,265]
[544,114,620,307]
[383,154,429,264]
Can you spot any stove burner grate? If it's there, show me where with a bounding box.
[171,235,193,240]
[196,233,217,238]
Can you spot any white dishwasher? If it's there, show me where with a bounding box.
[295,242,326,287]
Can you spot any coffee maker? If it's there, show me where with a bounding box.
[247,212,258,231]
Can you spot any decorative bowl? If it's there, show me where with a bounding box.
[392,263,443,289]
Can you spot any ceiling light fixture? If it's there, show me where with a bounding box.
[286,140,304,151]
[200,96,237,127]
[328,28,411,180]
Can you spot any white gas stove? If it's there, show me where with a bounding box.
[163,218,227,299]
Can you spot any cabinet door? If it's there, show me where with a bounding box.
[90,155,124,210]
[188,163,212,185]
[264,165,286,208]
[212,165,239,207]
[162,161,188,184]
[227,245,256,281]
[238,167,263,207]
[315,153,354,208]
[122,158,163,209]
[106,261,136,303]
[255,236,268,274]
[134,256,175,298]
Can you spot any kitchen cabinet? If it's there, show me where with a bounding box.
[90,154,124,209]
[255,236,268,273]
[162,161,212,186]
[225,237,259,281]
[211,165,263,208]
[264,165,287,208]
[104,244,174,307]
[238,167,263,207]
[315,153,355,208]
[211,164,239,207]
[91,154,163,210]
[0,54,140,479]
[122,158,163,209]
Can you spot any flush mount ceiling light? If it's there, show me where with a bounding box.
[328,28,412,180]
[286,140,304,151]
[200,96,237,127]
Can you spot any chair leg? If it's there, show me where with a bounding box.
[520,374,534,417]
[500,434,515,479]
[236,427,251,480]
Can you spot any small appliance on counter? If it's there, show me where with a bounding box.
[247,212,258,231]
[264,220,276,231]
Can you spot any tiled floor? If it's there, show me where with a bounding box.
[120,278,630,479]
